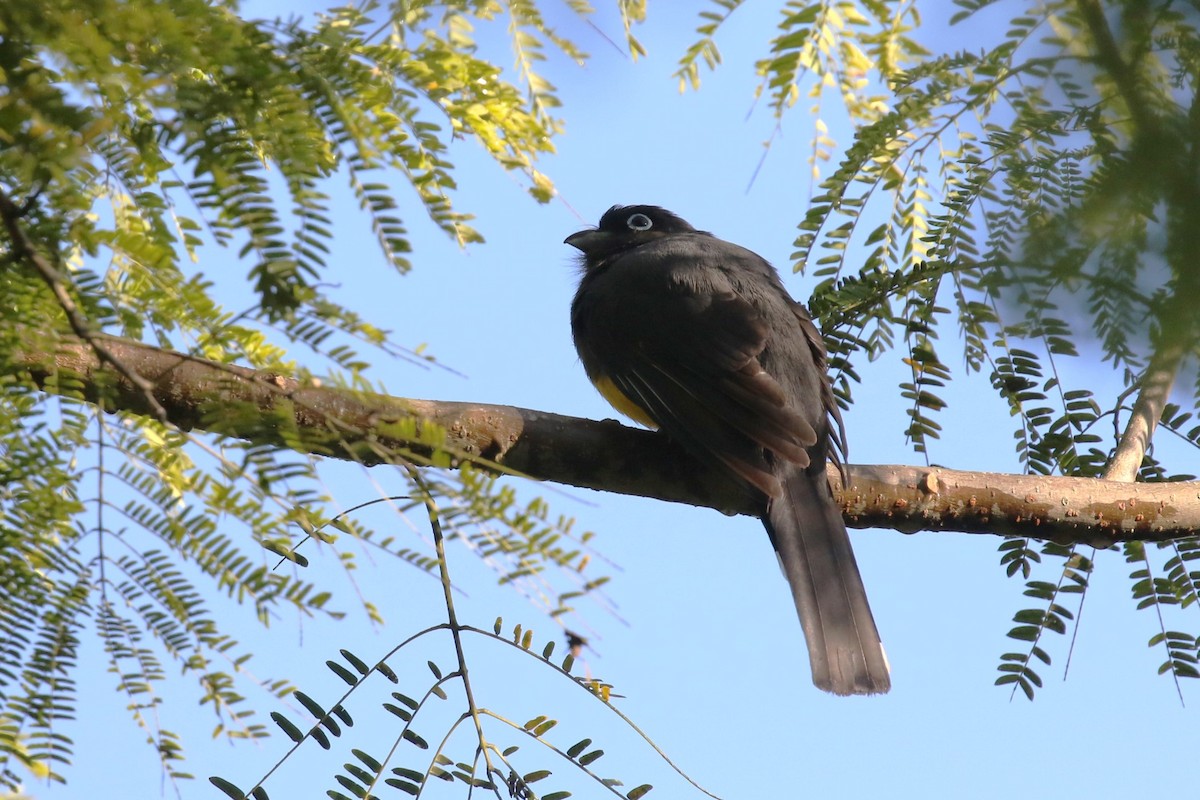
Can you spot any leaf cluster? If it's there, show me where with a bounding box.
[680,0,1200,697]
[208,618,668,799]
[0,0,628,789]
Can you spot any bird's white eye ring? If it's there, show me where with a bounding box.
[626,213,653,231]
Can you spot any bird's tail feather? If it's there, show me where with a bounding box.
[764,469,890,695]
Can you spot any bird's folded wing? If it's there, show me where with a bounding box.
[597,281,817,498]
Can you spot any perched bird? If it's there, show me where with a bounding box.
[566,205,890,695]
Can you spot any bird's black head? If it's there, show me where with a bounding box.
[564,205,699,262]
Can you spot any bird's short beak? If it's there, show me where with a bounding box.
[564,229,610,254]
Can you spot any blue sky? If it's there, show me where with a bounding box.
[39,4,1197,800]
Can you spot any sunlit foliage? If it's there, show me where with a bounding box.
[0,0,608,788]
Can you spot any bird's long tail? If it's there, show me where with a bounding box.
[763,467,890,695]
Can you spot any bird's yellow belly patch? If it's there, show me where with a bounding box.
[592,375,659,429]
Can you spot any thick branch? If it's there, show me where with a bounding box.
[6,331,1200,545]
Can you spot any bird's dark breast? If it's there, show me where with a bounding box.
[571,234,831,476]
[571,235,736,375]
[570,237,685,356]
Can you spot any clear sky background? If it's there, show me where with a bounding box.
[37,4,1197,800]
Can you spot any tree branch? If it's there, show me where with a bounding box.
[0,185,169,421]
[1076,0,1154,133]
[6,330,1200,546]
[1077,1,1199,483]
[1104,332,1186,482]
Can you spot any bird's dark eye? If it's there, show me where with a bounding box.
[626,213,653,231]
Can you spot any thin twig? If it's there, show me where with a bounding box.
[461,625,722,799]
[407,466,497,782]
[0,185,168,421]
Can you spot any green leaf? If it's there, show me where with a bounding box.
[340,649,371,675]
[352,749,382,773]
[209,777,247,799]
[270,712,304,743]
[384,779,419,795]
[293,690,326,719]
[391,767,423,781]
[326,661,359,686]
[578,749,604,765]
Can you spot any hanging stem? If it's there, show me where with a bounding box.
[407,467,497,784]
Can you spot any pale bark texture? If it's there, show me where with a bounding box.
[8,331,1200,545]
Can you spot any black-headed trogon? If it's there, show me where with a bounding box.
[566,205,890,696]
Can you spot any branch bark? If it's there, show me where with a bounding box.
[0,186,169,421]
[6,331,1200,546]
[1103,332,1186,483]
